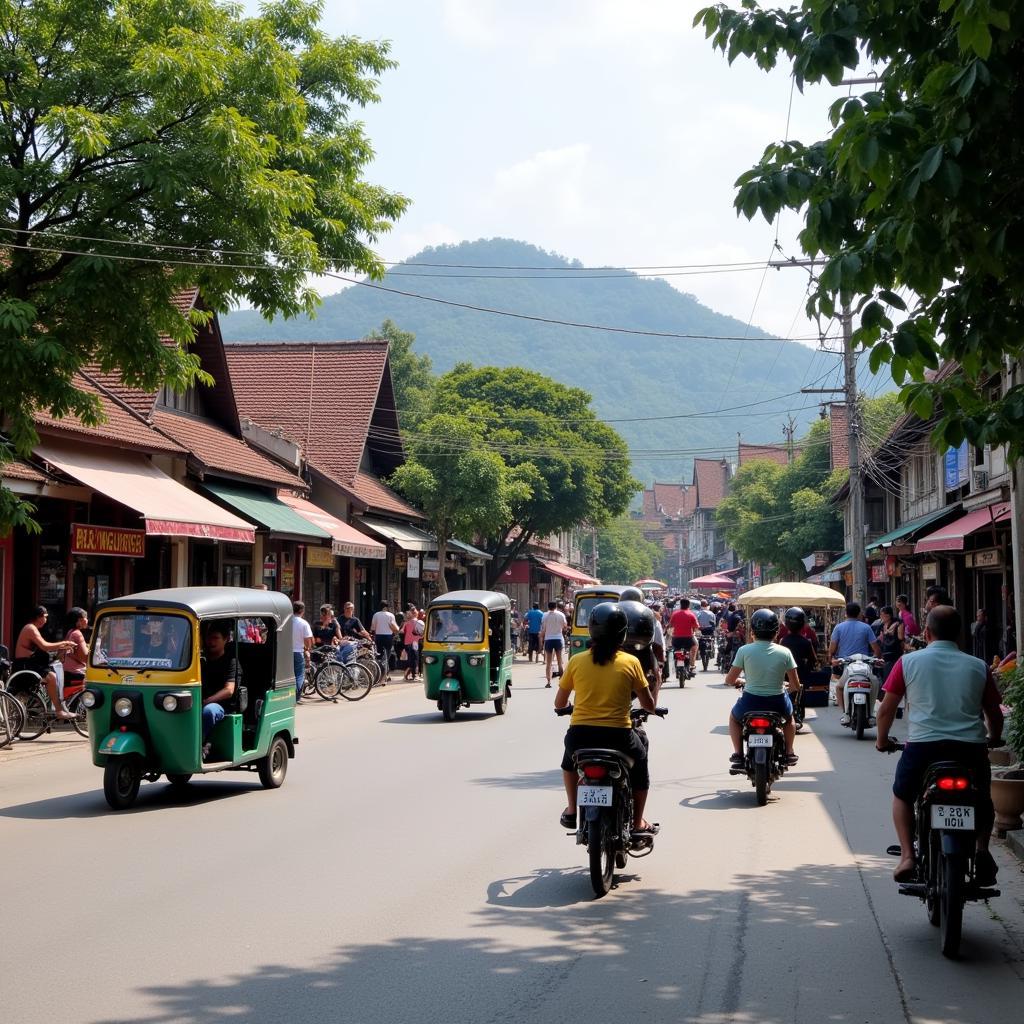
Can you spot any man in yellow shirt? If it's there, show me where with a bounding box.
[554,603,657,830]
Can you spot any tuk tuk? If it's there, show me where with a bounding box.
[569,586,634,658]
[422,591,513,721]
[82,587,298,810]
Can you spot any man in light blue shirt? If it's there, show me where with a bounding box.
[828,601,882,725]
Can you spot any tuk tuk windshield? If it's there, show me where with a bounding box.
[91,613,193,671]
[428,608,485,643]
[574,597,615,628]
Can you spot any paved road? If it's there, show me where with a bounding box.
[2,661,1023,1024]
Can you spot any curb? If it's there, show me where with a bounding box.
[1003,829,1024,865]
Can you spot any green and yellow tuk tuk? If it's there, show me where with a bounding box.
[422,590,513,721]
[569,586,635,658]
[82,587,298,810]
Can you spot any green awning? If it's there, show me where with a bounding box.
[823,551,851,571]
[448,538,493,561]
[201,481,332,542]
[867,506,957,555]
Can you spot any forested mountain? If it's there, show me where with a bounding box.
[221,238,834,483]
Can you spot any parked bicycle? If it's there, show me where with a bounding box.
[307,647,373,702]
[0,645,27,747]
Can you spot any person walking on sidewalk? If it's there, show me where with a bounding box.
[292,601,313,701]
[401,606,424,680]
[541,601,568,687]
[371,601,400,683]
[524,602,544,662]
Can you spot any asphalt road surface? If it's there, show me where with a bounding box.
[2,660,1023,1024]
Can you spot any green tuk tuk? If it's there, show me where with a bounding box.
[569,586,636,658]
[422,590,513,721]
[82,587,298,810]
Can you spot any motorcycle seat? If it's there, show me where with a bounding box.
[574,747,635,770]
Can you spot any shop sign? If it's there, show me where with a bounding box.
[885,555,898,576]
[812,551,832,568]
[422,569,439,582]
[870,564,889,583]
[818,571,842,583]
[71,523,145,558]
[422,556,440,572]
[306,546,335,569]
[407,555,420,579]
[393,552,407,569]
[966,549,1002,568]
[944,441,969,491]
[921,561,939,580]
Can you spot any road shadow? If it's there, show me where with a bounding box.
[472,768,564,790]
[82,860,999,1024]
[380,711,498,726]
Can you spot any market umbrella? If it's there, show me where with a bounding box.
[633,578,668,589]
[689,573,737,591]
[735,581,846,608]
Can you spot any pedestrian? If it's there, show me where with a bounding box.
[971,608,989,663]
[524,601,544,662]
[371,601,400,683]
[401,605,424,680]
[292,601,313,701]
[541,600,568,687]
[877,605,905,680]
[896,594,920,640]
[509,599,521,661]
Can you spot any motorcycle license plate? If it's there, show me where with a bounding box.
[747,734,773,747]
[852,692,868,704]
[577,785,613,807]
[931,805,974,830]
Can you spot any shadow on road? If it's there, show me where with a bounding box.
[472,768,564,790]
[380,711,498,726]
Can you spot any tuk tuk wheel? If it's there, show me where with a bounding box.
[258,735,289,789]
[493,685,510,716]
[103,756,143,810]
[440,690,459,722]
[166,774,192,788]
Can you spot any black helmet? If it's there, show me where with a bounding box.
[619,600,656,650]
[784,606,806,632]
[750,608,779,640]
[588,601,628,647]
[619,586,644,603]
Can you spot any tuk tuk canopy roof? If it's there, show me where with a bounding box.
[736,582,847,609]
[427,590,511,611]
[573,585,631,598]
[98,587,295,623]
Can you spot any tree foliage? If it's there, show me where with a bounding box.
[0,0,406,529]
[366,319,435,433]
[422,365,639,587]
[597,518,664,586]
[390,414,526,595]
[695,1,1024,456]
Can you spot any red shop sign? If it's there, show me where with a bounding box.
[71,523,146,558]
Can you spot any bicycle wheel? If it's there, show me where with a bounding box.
[67,692,89,738]
[18,691,49,740]
[338,663,372,701]
[0,691,26,745]
[359,653,382,687]
[314,664,343,700]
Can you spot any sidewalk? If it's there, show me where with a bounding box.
[1004,829,1024,865]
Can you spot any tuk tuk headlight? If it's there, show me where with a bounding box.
[113,697,134,718]
[444,657,457,669]
[81,690,98,709]
[467,655,483,666]
[161,693,178,712]
[423,655,437,665]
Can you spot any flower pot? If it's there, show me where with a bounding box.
[991,769,1024,834]
[989,747,1015,768]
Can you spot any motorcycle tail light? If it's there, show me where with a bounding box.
[582,765,607,780]
[748,717,772,729]
[937,776,969,791]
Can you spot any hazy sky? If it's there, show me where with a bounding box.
[247,1,845,346]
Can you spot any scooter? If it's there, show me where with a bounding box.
[730,709,789,806]
[673,648,696,686]
[834,654,884,740]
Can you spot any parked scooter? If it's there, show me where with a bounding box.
[884,739,1001,958]
[834,653,885,740]
[730,709,790,805]
[557,704,668,897]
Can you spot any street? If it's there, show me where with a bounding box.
[2,661,1023,1024]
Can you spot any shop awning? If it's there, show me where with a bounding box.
[201,481,332,543]
[359,516,435,552]
[277,493,386,559]
[535,558,598,585]
[824,551,851,571]
[867,506,956,555]
[448,538,493,561]
[914,502,1011,553]
[34,440,255,543]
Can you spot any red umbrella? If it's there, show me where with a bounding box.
[689,573,738,591]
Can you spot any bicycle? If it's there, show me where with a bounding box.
[6,662,89,740]
[0,646,26,747]
[308,647,373,702]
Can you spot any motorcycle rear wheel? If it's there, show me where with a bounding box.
[588,812,615,897]
[939,852,964,958]
[754,759,769,806]
[853,703,867,740]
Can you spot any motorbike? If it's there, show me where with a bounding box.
[834,653,884,740]
[697,631,715,672]
[885,740,1000,958]
[557,704,668,897]
[673,648,696,686]
[730,709,789,805]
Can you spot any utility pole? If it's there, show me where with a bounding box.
[769,256,866,601]
[782,415,797,462]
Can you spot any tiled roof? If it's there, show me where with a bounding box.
[641,482,691,521]
[830,404,850,470]
[738,443,790,467]
[34,372,185,455]
[152,410,303,488]
[1,459,49,483]
[347,471,422,519]
[693,458,729,509]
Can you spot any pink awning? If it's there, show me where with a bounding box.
[914,502,1010,553]
[689,573,738,591]
[277,492,386,559]
[535,558,598,585]
[34,440,255,544]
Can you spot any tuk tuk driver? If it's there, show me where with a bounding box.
[200,621,238,760]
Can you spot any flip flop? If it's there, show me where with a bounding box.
[560,810,577,829]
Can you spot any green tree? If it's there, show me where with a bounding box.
[367,320,434,432]
[0,0,407,530]
[695,1,1024,455]
[424,365,639,587]
[597,518,664,586]
[390,414,528,595]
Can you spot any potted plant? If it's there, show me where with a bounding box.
[991,666,1024,833]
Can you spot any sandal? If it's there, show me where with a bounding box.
[783,753,799,766]
[559,810,577,829]
[729,753,744,765]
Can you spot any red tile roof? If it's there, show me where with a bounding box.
[34,372,186,455]
[1,459,49,483]
[830,403,850,470]
[738,443,790,467]
[225,341,419,518]
[152,410,303,488]
[641,482,691,521]
[693,458,730,509]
